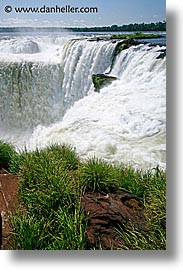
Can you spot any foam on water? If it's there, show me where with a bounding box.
[0,37,166,169]
[0,37,115,129]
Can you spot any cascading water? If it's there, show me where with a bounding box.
[0,35,166,169]
[60,39,116,110]
[0,61,64,129]
[0,37,115,129]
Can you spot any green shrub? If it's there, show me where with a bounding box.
[10,212,53,250]
[11,204,87,250]
[0,140,18,171]
[49,204,87,250]
[10,144,87,249]
[80,157,149,196]
[18,144,80,216]
[80,157,121,193]
[42,144,80,171]
[116,165,146,197]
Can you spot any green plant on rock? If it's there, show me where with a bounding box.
[92,74,117,92]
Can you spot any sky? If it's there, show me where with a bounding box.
[0,0,166,27]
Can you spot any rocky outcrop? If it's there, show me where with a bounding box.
[156,49,166,59]
[92,74,117,92]
[0,171,19,249]
[81,192,146,249]
[110,38,140,72]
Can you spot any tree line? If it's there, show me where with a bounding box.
[67,21,166,32]
[0,21,166,33]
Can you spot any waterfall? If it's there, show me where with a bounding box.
[28,43,166,169]
[111,43,166,87]
[0,61,64,129]
[60,39,116,111]
[0,36,166,169]
[0,38,116,129]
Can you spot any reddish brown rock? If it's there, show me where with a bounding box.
[81,192,146,249]
[0,171,19,249]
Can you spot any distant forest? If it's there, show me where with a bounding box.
[67,21,166,32]
[0,21,166,33]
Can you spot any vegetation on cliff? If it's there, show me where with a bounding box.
[0,141,166,250]
[92,74,117,92]
[110,32,164,40]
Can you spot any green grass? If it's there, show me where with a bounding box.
[9,144,86,250]
[115,167,166,250]
[0,140,18,171]
[0,140,166,250]
[110,32,163,40]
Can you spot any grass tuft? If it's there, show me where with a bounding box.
[0,140,18,171]
[80,157,121,193]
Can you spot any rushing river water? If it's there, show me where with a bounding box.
[0,31,166,169]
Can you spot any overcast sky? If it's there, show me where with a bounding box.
[0,0,166,27]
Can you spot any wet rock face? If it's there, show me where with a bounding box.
[81,192,146,249]
[92,74,117,92]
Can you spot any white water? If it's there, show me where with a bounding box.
[0,36,115,128]
[0,35,166,169]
